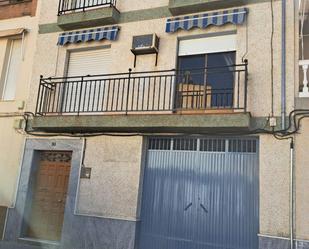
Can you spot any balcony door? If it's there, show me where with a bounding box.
[176,34,236,110]
[62,47,111,113]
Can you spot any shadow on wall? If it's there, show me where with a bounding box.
[0,206,7,239]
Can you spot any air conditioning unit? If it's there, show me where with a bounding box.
[131,34,160,55]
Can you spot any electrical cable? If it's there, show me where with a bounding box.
[19,110,309,139]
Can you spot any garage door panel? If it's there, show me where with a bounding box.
[144,150,198,240]
[139,137,259,249]
[197,153,259,249]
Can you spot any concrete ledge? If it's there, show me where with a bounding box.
[295,97,309,109]
[57,7,120,30]
[168,0,246,15]
[31,113,251,133]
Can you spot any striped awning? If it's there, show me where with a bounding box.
[57,26,120,46]
[166,8,248,33]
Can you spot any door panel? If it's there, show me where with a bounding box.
[139,137,259,249]
[26,151,72,241]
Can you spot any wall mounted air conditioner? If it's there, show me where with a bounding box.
[131,34,160,55]
[131,34,160,67]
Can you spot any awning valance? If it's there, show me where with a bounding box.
[166,8,248,33]
[0,28,26,38]
[57,26,120,46]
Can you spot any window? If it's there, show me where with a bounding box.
[62,47,111,112]
[0,39,22,101]
[300,3,309,60]
[176,34,236,109]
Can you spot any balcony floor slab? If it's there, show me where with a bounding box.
[31,113,251,133]
[57,6,120,30]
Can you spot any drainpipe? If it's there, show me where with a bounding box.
[281,1,294,248]
[290,139,295,249]
[281,0,287,130]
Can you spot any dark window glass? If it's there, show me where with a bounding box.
[173,138,197,151]
[177,51,236,109]
[178,55,206,85]
[206,52,236,107]
[200,139,226,152]
[148,138,171,150]
[228,139,257,153]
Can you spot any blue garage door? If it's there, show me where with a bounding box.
[139,137,259,249]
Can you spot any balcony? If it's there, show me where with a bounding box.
[57,0,119,30]
[297,60,309,108]
[168,0,245,15]
[299,60,309,98]
[33,64,250,133]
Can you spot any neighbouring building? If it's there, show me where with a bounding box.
[0,0,309,249]
[0,0,39,243]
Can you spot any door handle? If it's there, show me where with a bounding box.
[57,199,63,203]
[200,203,208,213]
[184,202,193,211]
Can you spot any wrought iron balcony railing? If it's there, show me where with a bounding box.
[58,0,116,15]
[299,60,309,97]
[35,64,248,116]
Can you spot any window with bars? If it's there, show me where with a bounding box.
[148,137,257,153]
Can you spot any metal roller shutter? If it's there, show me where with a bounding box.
[67,48,111,77]
[63,48,111,112]
[178,34,236,56]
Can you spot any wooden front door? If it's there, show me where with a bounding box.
[26,151,72,241]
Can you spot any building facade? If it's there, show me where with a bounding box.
[0,0,39,244]
[0,0,309,249]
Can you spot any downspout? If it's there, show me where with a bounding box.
[281,1,294,249]
[281,0,287,130]
[290,139,295,249]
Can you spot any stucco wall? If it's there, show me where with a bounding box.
[295,119,309,240]
[0,12,39,207]
[259,135,291,237]
[0,118,24,207]
[76,136,144,220]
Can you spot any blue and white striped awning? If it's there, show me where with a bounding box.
[57,26,120,46]
[166,8,248,33]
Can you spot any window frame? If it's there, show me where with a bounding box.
[0,37,22,101]
[175,33,238,110]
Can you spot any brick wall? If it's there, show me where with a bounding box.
[0,0,37,20]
